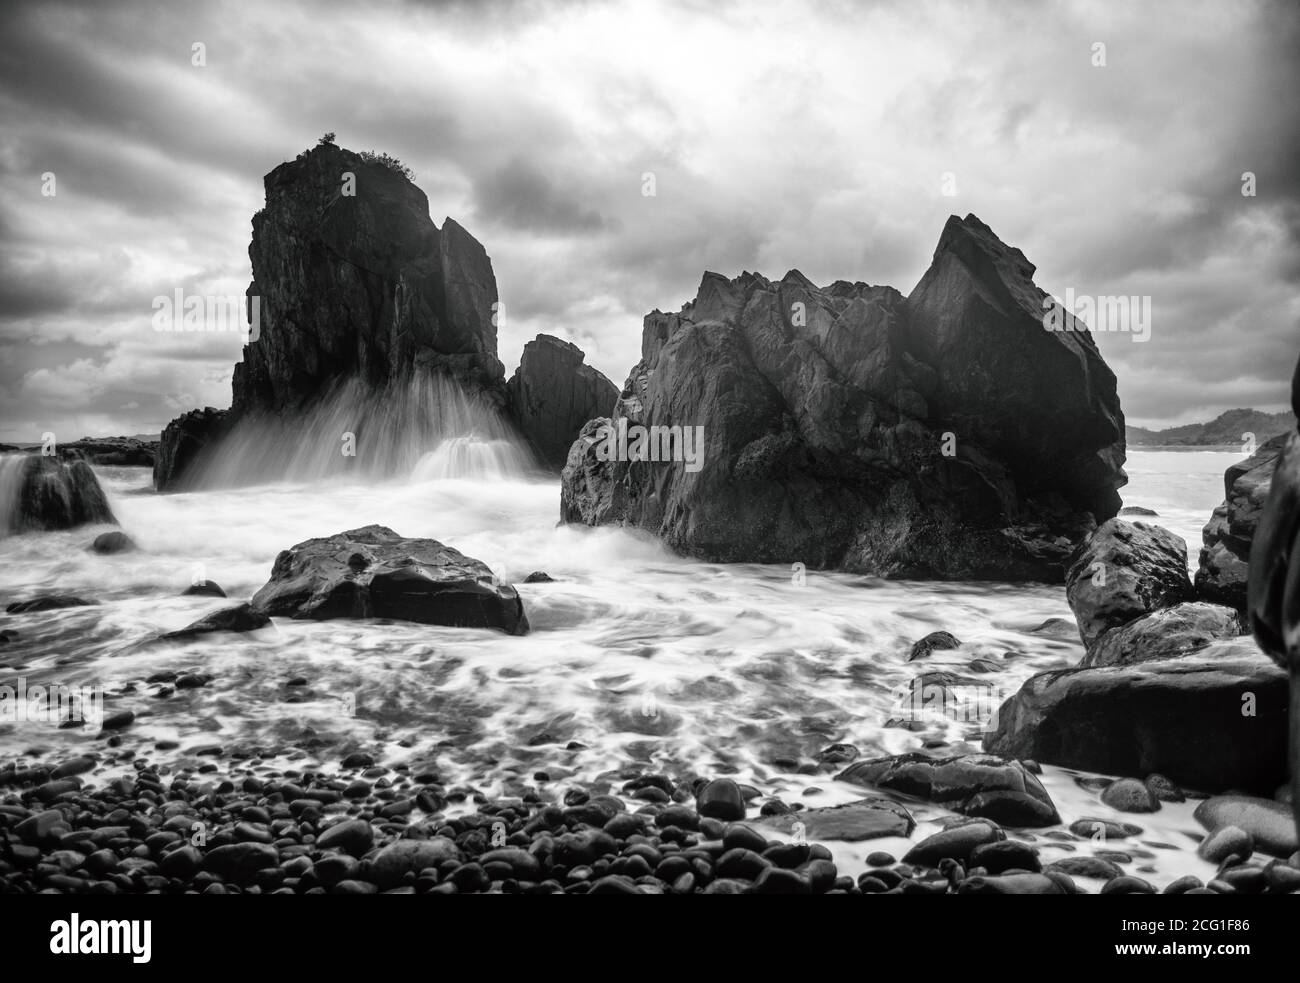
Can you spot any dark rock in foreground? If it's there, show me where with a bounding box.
[507,334,618,471]
[1,455,116,533]
[1198,433,1289,611]
[1085,601,1240,667]
[837,752,1060,827]
[1194,795,1298,858]
[250,524,529,635]
[560,214,1125,582]
[762,797,915,841]
[984,643,1287,792]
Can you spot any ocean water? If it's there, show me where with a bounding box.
[0,447,1265,888]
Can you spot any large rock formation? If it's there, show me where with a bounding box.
[250,524,529,635]
[156,143,608,490]
[0,455,117,533]
[1198,433,1290,611]
[983,641,1288,792]
[560,214,1126,580]
[507,335,618,470]
[234,144,505,415]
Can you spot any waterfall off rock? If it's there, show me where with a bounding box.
[190,370,537,488]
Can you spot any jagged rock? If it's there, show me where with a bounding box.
[1198,434,1288,611]
[507,334,618,470]
[153,408,229,492]
[235,144,504,415]
[560,214,1125,581]
[250,524,528,635]
[837,752,1060,827]
[984,641,1287,792]
[1085,601,1241,667]
[155,143,514,490]
[1066,518,1194,655]
[0,455,116,532]
[58,437,157,467]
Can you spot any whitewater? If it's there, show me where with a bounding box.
[0,445,1253,886]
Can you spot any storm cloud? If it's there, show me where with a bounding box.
[1,0,1297,441]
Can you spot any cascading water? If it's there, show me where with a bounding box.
[0,453,29,536]
[190,370,538,487]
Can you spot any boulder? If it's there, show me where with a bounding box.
[1085,601,1241,667]
[6,595,97,614]
[1247,429,1300,671]
[507,334,618,470]
[761,797,915,841]
[984,641,1288,792]
[560,214,1125,581]
[1197,434,1289,611]
[160,603,271,641]
[836,752,1060,827]
[250,524,528,634]
[91,531,136,554]
[1065,518,1194,655]
[0,455,116,532]
[1194,795,1297,857]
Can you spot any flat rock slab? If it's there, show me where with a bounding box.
[762,797,915,841]
[1194,795,1297,857]
[250,524,528,635]
[837,752,1060,827]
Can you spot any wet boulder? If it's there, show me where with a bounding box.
[0,455,116,533]
[1065,518,1193,656]
[250,524,529,635]
[837,752,1060,826]
[984,641,1287,792]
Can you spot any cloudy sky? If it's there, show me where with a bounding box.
[1,0,1297,441]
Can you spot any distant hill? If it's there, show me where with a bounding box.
[1127,408,1296,447]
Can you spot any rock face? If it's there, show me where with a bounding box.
[0,455,117,533]
[507,335,618,470]
[1199,434,1289,612]
[235,144,504,415]
[250,524,529,635]
[153,408,229,492]
[983,641,1288,792]
[560,214,1126,581]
